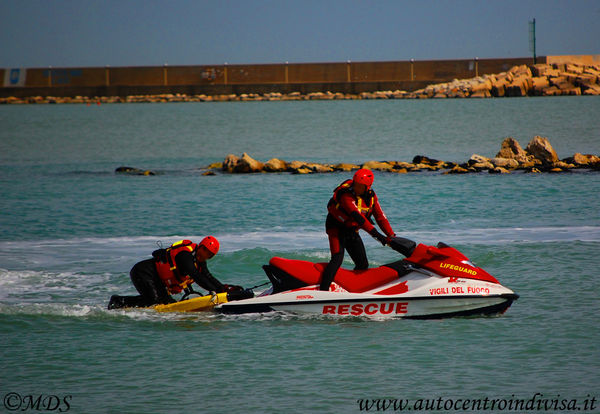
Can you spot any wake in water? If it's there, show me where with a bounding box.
[1,226,598,319]
[1,225,598,259]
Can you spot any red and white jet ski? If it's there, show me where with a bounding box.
[216,237,518,319]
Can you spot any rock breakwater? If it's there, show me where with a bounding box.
[413,62,600,98]
[116,136,599,176]
[203,136,598,176]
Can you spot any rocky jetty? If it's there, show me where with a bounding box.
[411,62,600,98]
[118,137,599,177]
[214,137,599,176]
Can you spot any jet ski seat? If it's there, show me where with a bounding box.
[268,257,399,293]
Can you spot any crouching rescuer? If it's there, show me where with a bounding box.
[108,236,252,309]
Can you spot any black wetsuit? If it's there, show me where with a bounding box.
[108,250,225,309]
[319,213,369,291]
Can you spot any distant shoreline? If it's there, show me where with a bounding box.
[2,59,598,104]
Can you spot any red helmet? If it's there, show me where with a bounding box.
[199,236,220,255]
[353,168,374,188]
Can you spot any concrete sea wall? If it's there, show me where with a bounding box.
[0,56,545,98]
[2,55,598,103]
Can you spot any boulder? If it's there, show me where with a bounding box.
[489,167,510,174]
[468,154,491,166]
[505,76,530,96]
[563,153,600,166]
[566,63,584,74]
[412,155,440,165]
[491,157,520,169]
[444,165,470,174]
[470,78,492,93]
[470,161,495,171]
[575,73,598,87]
[287,161,333,174]
[542,86,562,96]
[448,90,467,98]
[531,77,550,95]
[496,137,530,163]
[553,161,575,170]
[411,163,439,171]
[509,65,532,78]
[491,79,508,97]
[232,153,264,173]
[264,158,288,172]
[530,64,552,77]
[332,163,360,172]
[304,163,334,173]
[206,162,223,170]
[470,90,491,98]
[223,154,240,172]
[581,84,600,95]
[525,136,559,165]
[361,160,394,171]
[393,161,417,170]
[288,160,307,171]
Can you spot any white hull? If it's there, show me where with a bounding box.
[217,269,518,319]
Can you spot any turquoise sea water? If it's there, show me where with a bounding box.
[1,97,599,413]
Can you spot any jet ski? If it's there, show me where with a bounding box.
[216,237,519,319]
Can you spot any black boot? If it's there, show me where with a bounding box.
[107,295,127,310]
[107,294,149,309]
[227,289,254,301]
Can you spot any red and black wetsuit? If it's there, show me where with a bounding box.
[320,180,395,291]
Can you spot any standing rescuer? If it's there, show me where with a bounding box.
[320,168,396,291]
[108,236,243,309]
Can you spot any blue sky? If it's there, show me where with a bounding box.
[1,0,599,68]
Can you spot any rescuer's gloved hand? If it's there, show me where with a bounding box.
[223,284,243,293]
[369,228,387,245]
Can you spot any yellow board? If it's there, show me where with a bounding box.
[153,292,229,313]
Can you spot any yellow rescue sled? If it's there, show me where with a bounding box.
[153,292,229,313]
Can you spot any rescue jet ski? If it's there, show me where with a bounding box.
[216,237,518,319]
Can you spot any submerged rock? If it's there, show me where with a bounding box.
[115,166,155,175]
